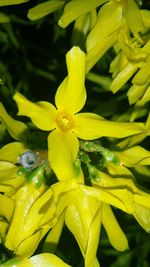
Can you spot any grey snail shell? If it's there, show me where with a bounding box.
[18,150,48,170]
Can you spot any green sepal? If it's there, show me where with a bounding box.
[26,166,46,188]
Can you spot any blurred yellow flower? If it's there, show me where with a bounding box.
[1,253,72,267]
[86,0,146,71]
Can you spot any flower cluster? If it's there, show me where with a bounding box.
[0,44,150,267]
[0,0,150,266]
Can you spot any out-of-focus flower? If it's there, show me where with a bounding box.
[110,37,150,105]
[1,253,72,267]
[86,0,148,71]
[0,0,29,6]
[27,0,106,27]
[13,46,145,181]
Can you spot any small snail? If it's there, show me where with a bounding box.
[18,150,48,170]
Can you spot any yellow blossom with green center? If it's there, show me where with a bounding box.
[13,46,145,181]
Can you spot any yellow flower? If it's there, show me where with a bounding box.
[86,0,145,71]
[51,180,129,266]
[1,253,72,267]
[5,166,49,257]
[91,170,150,233]
[13,47,145,181]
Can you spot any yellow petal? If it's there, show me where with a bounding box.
[0,194,14,220]
[15,230,42,257]
[43,212,65,253]
[23,188,55,240]
[102,203,129,251]
[115,146,150,167]
[111,62,139,93]
[124,0,145,37]
[58,0,106,28]
[5,175,46,251]
[30,253,72,267]
[75,112,145,140]
[48,129,79,180]
[86,33,116,73]
[139,85,150,106]
[141,9,150,27]
[55,46,86,114]
[0,0,29,6]
[86,1,122,71]
[65,191,100,257]
[0,161,19,182]
[85,207,101,267]
[127,83,147,105]
[133,202,150,232]
[0,142,27,163]
[13,92,57,131]
[0,102,28,140]
[27,0,65,20]
[0,253,72,267]
[132,61,150,86]
[0,175,25,196]
[0,220,9,241]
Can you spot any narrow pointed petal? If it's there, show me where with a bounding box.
[48,129,79,180]
[133,202,150,232]
[65,189,101,260]
[55,46,86,114]
[58,0,107,28]
[0,102,28,141]
[0,194,14,221]
[15,230,42,257]
[28,0,65,21]
[124,0,145,38]
[0,0,29,6]
[75,113,145,140]
[102,204,129,251]
[43,212,65,253]
[0,142,27,163]
[13,92,57,131]
[86,1,122,71]
[85,207,101,267]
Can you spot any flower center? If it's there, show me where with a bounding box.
[56,111,74,131]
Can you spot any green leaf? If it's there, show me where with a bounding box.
[0,0,29,6]
[0,12,10,23]
[27,0,65,21]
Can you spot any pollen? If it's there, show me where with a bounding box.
[56,111,75,131]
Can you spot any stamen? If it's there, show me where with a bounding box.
[56,111,74,131]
